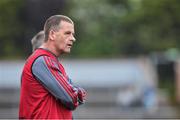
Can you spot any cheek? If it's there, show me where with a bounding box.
[57,37,66,47]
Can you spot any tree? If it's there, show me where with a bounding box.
[120,0,180,54]
[0,0,24,59]
[68,0,131,58]
[68,0,180,57]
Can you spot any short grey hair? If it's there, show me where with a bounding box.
[31,30,45,51]
[44,15,74,42]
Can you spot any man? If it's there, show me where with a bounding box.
[31,30,45,52]
[19,15,87,119]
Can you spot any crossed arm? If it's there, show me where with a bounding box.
[32,56,86,110]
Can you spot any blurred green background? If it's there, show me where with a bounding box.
[1,0,180,59]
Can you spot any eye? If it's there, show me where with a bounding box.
[65,31,71,35]
[65,31,75,37]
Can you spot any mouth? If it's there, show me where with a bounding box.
[67,43,73,47]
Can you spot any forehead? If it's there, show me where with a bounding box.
[59,21,74,31]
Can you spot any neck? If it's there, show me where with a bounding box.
[40,42,62,57]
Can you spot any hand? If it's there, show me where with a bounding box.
[77,87,87,104]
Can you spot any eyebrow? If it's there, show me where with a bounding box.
[65,31,75,35]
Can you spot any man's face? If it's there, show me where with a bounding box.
[53,21,75,54]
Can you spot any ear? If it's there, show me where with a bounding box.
[49,30,56,41]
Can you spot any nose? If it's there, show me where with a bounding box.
[71,35,76,42]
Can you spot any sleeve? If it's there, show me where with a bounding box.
[68,78,87,105]
[32,56,79,110]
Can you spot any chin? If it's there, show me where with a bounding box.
[63,48,71,54]
[64,50,71,54]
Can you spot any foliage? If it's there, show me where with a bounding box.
[68,0,180,57]
[0,0,24,59]
[68,0,130,58]
[120,0,180,54]
[1,0,180,59]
